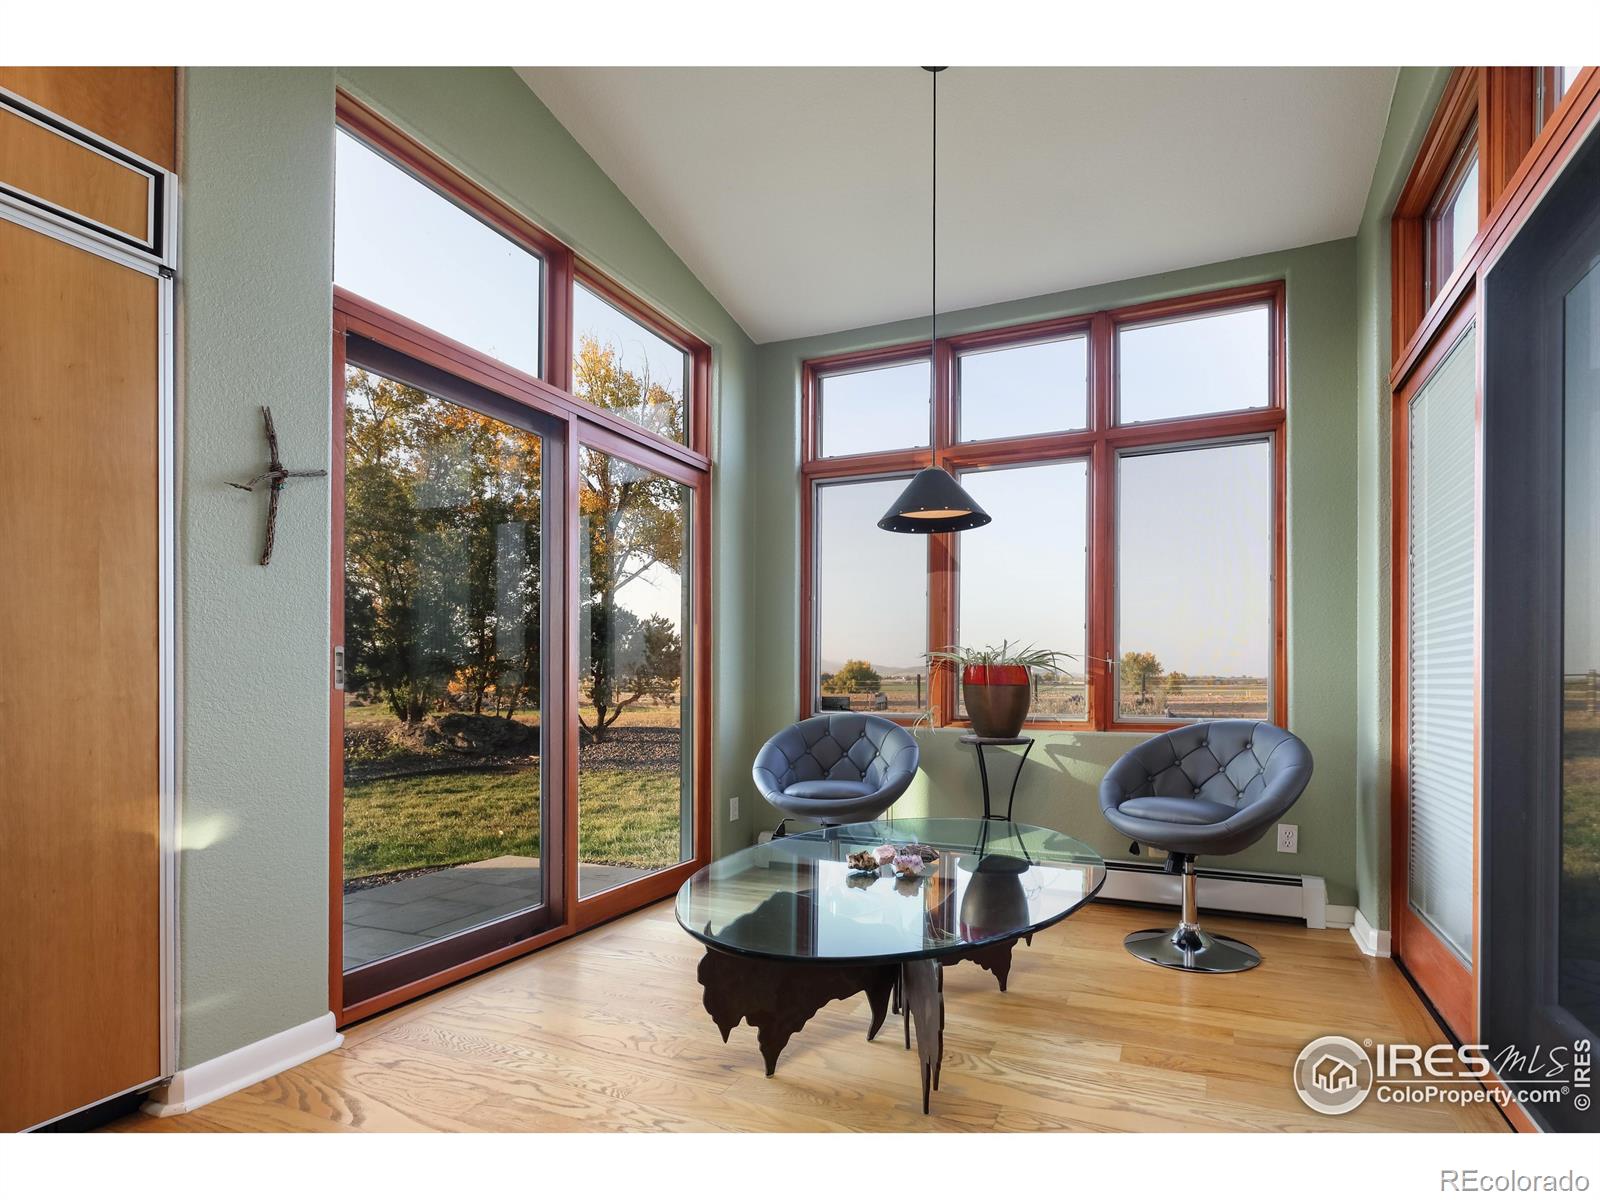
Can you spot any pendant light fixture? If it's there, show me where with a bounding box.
[878,66,992,535]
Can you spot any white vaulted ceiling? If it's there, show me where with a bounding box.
[517,66,1397,344]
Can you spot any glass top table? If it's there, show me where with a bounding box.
[677,817,1105,963]
[675,818,1105,1112]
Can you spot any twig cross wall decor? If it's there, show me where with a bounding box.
[228,405,328,566]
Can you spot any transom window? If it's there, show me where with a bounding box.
[801,283,1286,731]
[334,129,544,376]
[1425,126,1480,303]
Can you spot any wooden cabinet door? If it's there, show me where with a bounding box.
[0,71,171,1132]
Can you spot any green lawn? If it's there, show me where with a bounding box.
[343,765,683,881]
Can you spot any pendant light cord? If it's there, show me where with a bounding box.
[930,66,938,352]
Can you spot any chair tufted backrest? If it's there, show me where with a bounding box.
[752,714,919,794]
[1103,720,1311,813]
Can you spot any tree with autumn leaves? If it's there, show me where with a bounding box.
[573,333,686,743]
[343,367,545,724]
[343,333,686,740]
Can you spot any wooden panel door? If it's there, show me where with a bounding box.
[0,73,170,1132]
[0,68,175,170]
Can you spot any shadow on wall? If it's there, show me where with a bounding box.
[886,731,1145,828]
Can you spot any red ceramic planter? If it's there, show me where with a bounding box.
[961,664,1031,738]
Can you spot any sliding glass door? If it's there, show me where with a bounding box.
[575,445,694,898]
[331,102,712,1021]
[337,343,565,1008]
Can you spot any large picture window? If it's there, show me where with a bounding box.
[801,283,1285,731]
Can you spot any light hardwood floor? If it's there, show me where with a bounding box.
[108,901,1508,1133]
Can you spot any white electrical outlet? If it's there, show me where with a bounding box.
[1146,844,1164,859]
[728,795,740,822]
[1276,823,1299,853]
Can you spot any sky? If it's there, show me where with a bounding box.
[335,130,541,373]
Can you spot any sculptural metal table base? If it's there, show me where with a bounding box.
[695,937,1020,1114]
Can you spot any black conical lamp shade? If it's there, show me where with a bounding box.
[877,467,992,533]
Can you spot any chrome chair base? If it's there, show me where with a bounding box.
[1123,925,1262,973]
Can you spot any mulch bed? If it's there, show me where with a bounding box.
[577,725,682,770]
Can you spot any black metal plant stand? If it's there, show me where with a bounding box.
[960,734,1035,821]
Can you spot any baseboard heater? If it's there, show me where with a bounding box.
[1096,859,1348,930]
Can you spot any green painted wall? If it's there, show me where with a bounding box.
[180,68,337,1068]
[743,239,1363,906]
[1352,68,1452,930]
[179,67,757,1069]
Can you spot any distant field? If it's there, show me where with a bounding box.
[1138,677,1269,720]
[817,672,1266,721]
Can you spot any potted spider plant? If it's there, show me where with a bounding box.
[926,641,1075,739]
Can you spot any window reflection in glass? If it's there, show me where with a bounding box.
[577,448,692,897]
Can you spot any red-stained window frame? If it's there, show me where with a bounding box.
[800,281,1288,733]
[329,91,713,1025]
[336,92,711,465]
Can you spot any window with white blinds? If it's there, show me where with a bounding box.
[1407,324,1478,964]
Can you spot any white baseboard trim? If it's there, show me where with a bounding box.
[141,1012,342,1117]
[1097,861,1338,929]
[1350,908,1392,957]
[1325,904,1357,929]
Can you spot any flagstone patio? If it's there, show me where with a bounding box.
[342,855,650,970]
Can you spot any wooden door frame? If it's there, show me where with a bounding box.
[329,292,713,1026]
[1389,293,1480,1043]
